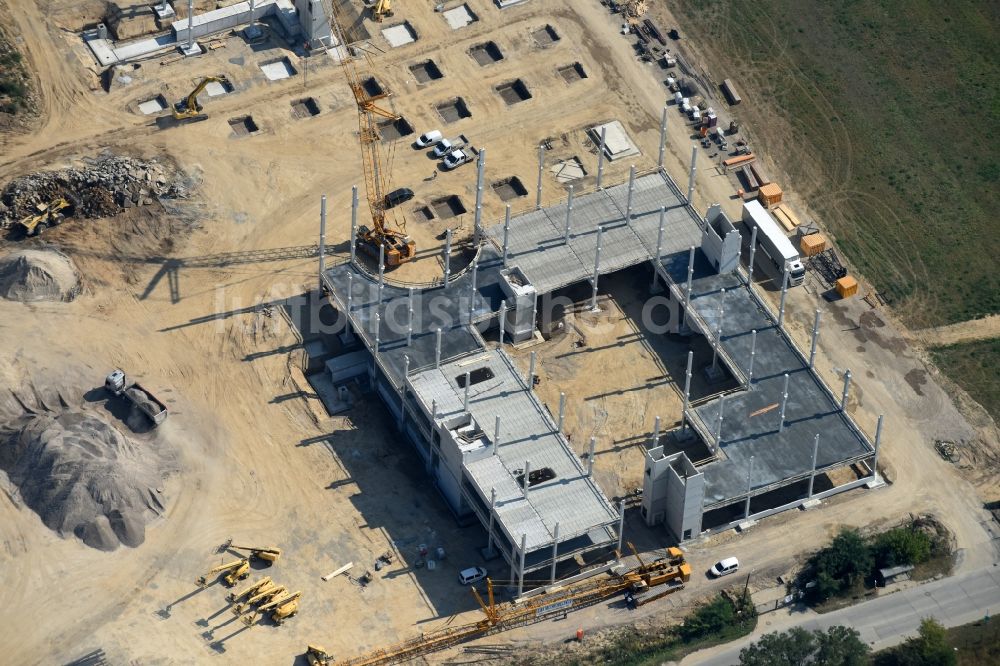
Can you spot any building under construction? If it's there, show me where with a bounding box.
[319,150,884,591]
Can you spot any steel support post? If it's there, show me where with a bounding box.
[435,327,442,368]
[463,371,471,412]
[778,373,790,432]
[186,0,194,48]
[558,392,566,431]
[535,145,545,209]
[527,351,536,390]
[778,267,789,327]
[493,415,501,455]
[346,272,353,313]
[377,244,385,303]
[522,460,531,499]
[657,104,668,169]
[498,300,506,348]
[406,288,414,346]
[443,229,452,288]
[747,329,757,384]
[319,195,327,291]
[686,146,697,203]
[517,534,527,597]
[743,456,755,520]
[615,500,625,561]
[349,185,358,266]
[685,245,695,311]
[563,185,574,243]
[486,487,496,553]
[807,433,820,498]
[714,395,726,447]
[502,205,511,267]
[596,126,607,190]
[399,355,409,429]
[469,257,478,320]
[841,370,852,411]
[747,225,757,284]
[587,436,596,476]
[625,165,636,223]
[809,309,822,369]
[590,226,603,311]
[681,350,693,432]
[871,414,884,480]
[473,148,485,245]
[549,522,560,585]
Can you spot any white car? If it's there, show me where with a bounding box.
[458,566,487,585]
[432,139,453,158]
[709,557,740,577]
[415,130,442,148]
[442,149,469,170]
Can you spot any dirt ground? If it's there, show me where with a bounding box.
[0,0,998,664]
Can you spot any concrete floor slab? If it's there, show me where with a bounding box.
[443,4,478,30]
[382,23,417,48]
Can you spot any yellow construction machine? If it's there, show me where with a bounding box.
[196,558,250,587]
[229,544,282,564]
[233,582,286,614]
[171,76,229,123]
[17,197,75,237]
[226,576,272,603]
[306,645,332,666]
[242,590,301,626]
[372,0,393,22]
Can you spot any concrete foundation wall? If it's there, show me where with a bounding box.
[172,0,301,42]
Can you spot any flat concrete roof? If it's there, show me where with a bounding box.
[409,349,618,553]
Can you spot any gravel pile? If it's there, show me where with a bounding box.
[0,411,173,551]
[0,154,186,228]
[0,249,80,302]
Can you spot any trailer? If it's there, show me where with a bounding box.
[104,369,168,426]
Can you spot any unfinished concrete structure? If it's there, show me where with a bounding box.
[317,126,882,587]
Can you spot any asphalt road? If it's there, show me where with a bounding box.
[684,564,1000,665]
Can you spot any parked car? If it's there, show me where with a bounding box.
[414,130,442,148]
[709,557,740,577]
[384,187,414,209]
[442,149,471,170]
[458,566,487,585]
[432,139,454,158]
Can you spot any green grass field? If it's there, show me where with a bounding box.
[673,0,1000,328]
[931,339,1000,422]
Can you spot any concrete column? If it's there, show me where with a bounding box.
[686,146,697,204]
[717,287,726,341]
[474,148,485,245]
[493,415,501,455]
[469,256,479,320]
[777,267,789,327]
[778,373,790,433]
[399,355,409,429]
[443,229,452,289]
[319,195,327,291]
[743,455,755,520]
[615,500,625,561]
[657,104,668,169]
[522,460,532,499]
[498,300,506,348]
[186,0,194,48]
[502,205,511,267]
[655,206,666,260]
[558,392,566,432]
[517,533,527,597]
[435,327,442,368]
[350,185,359,266]
[871,414,884,480]
[406,288,414,346]
[549,522,560,585]
[685,245,695,311]
[625,165,636,223]
[809,309,822,369]
[463,371,471,413]
[587,436,596,476]
[596,126,607,190]
[807,433,820,498]
[747,225,757,284]
[590,226,604,311]
[486,487,497,553]
[651,415,661,447]
[372,312,381,381]
[841,370,852,411]
[346,272,353,313]
[527,351,536,390]
[431,399,437,423]
[681,350,693,432]
[747,329,757,384]
[535,145,545,209]
[714,394,726,447]
[377,244,385,303]
[563,185,574,243]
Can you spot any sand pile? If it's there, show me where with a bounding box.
[0,411,172,551]
[0,249,80,302]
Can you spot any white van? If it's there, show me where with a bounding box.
[709,557,740,577]
[458,566,487,585]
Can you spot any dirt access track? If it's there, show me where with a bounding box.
[0,0,997,663]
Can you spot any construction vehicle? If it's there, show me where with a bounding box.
[104,369,168,426]
[228,543,282,564]
[226,576,272,603]
[310,547,690,664]
[242,590,301,626]
[17,197,76,237]
[372,0,393,22]
[196,558,250,588]
[306,645,333,666]
[329,7,415,267]
[170,76,229,123]
[233,583,286,614]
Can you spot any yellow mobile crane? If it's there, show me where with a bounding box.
[226,576,272,603]
[196,558,250,587]
[329,8,415,267]
[233,582,287,614]
[170,76,229,123]
[228,543,282,564]
[242,590,301,626]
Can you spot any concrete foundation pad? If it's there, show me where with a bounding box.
[800,498,822,510]
[153,2,175,19]
[443,4,477,30]
[865,475,885,489]
[178,41,201,56]
[736,520,757,532]
[589,121,640,161]
[382,22,416,48]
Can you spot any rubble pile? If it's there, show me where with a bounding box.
[0,154,185,227]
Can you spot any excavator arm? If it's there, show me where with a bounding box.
[173,76,228,120]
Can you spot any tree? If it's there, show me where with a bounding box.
[809,528,874,601]
[872,527,932,568]
[873,618,955,666]
[740,626,869,666]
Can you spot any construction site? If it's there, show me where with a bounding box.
[0,0,997,664]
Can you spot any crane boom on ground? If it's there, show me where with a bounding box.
[328,7,415,267]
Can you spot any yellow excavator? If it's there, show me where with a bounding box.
[226,576,272,603]
[17,197,75,237]
[241,590,301,626]
[171,76,229,123]
[196,558,250,588]
[229,544,282,564]
[372,0,393,22]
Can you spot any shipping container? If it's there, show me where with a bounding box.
[835,276,858,298]
[722,78,742,105]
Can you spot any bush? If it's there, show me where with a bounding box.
[808,528,873,602]
[741,625,869,666]
[873,527,932,568]
[680,596,736,642]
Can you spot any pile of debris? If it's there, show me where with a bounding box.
[0,154,185,228]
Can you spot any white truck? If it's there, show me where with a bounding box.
[104,369,168,426]
[443,146,477,170]
[742,200,805,286]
